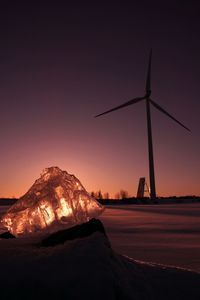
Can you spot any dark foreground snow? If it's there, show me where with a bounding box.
[0,230,200,300]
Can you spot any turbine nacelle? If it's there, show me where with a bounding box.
[145,90,151,98]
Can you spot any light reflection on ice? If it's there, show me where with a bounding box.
[1,167,104,237]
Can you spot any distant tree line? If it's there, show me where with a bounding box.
[90,189,129,200]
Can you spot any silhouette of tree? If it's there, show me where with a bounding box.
[103,192,109,199]
[91,191,95,198]
[97,190,103,200]
[119,189,129,199]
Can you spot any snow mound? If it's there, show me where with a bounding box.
[0,229,199,299]
[0,167,104,236]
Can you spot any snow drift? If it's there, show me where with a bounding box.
[0,222,200,300]
[0,167,104,236]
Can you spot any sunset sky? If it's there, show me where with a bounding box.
[0,1,199,198]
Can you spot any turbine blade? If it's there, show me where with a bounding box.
[95,96,145,117]
[150,99,190,132]
[145,49,152,94]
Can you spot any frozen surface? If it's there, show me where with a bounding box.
[100,204,200,272]
[0,231,199,299]
[0,167,104,236]
[0,204,200,298]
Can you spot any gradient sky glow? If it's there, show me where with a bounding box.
[0,1,200,198]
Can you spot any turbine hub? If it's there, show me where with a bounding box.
[146,90,151,98]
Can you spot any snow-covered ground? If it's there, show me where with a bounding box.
[1,203,200,299]
[100,203,200,272]
[1,203,200,272]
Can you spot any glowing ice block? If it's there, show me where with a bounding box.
[1,167,104,237]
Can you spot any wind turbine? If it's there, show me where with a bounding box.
[95,50,190,201]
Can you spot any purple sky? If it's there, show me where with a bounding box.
[0,1,200,198]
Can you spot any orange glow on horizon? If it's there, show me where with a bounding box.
[1,173,199,199]
[0,141,199,199]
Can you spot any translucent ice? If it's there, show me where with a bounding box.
[1,167,104,237]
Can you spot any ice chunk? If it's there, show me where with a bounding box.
[1,167,104,237]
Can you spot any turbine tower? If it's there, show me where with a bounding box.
[95,50,190,201]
